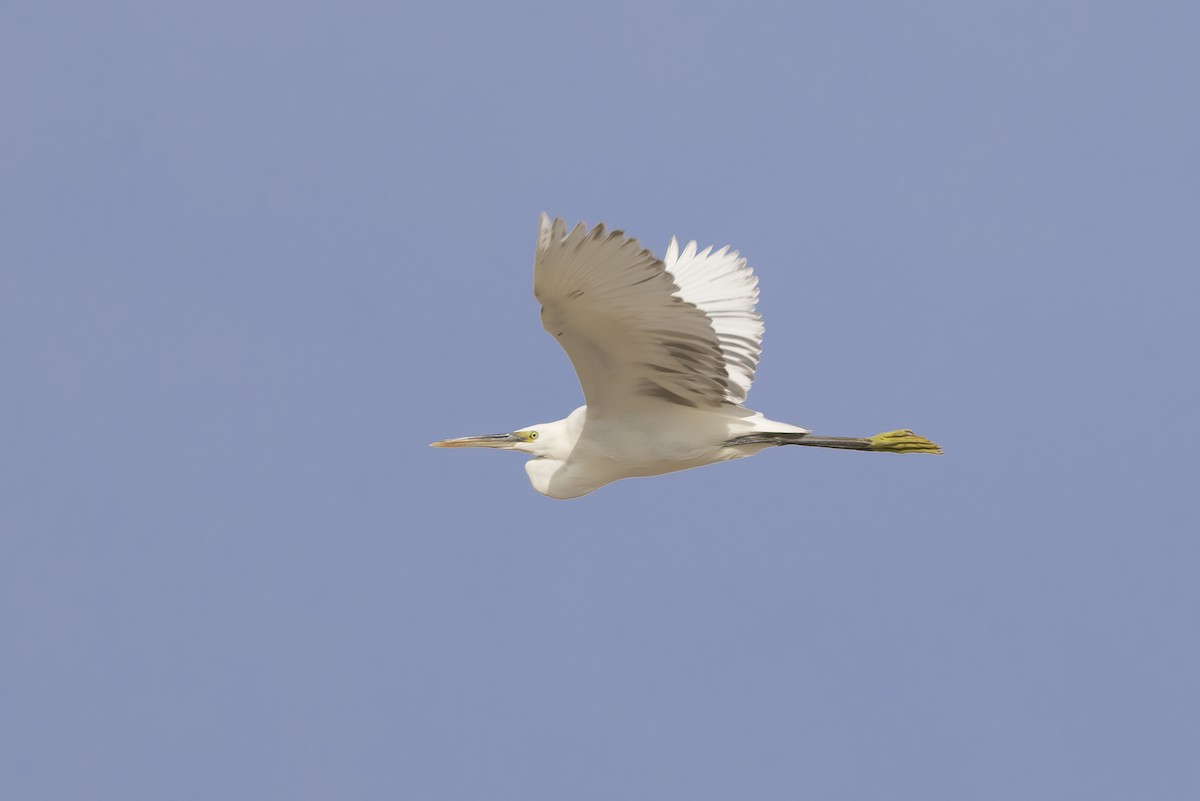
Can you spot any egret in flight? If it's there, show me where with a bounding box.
[432,214,940,499]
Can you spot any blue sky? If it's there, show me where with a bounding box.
[3,1,1198,799]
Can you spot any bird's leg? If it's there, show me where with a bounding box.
[864,429,943,454]
[725,429,942,454]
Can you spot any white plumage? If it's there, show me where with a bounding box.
[662,234,763,404]
[432,214,941,499]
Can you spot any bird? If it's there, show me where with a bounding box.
[431,214,941,499]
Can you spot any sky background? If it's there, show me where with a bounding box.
[3,1,1198,799]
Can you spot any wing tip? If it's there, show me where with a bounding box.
[538,213,575,250]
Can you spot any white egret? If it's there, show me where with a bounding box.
[432,214,941,499]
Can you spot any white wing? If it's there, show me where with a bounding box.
[663,237,763,404]
[534,214,762,412]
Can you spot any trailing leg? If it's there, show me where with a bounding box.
[725,429,941,454]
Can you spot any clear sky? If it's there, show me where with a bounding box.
[3,1,1198,799]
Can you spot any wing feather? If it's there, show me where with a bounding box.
[535,214,731,412]
[534,214,767,411]
[662,236,764,403]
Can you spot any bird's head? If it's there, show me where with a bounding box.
[430,417,573,459]
[431,408,590,499]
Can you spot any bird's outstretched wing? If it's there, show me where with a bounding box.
[534,214,763,413]
[662,236,763,404]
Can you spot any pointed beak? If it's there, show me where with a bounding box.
[429,433,521,449]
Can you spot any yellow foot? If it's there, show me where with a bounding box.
[869,429,943,455]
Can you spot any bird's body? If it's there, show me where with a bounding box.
[518,404,808,499]
[433,215,940,499]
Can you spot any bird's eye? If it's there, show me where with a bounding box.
[528,431,538,440]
